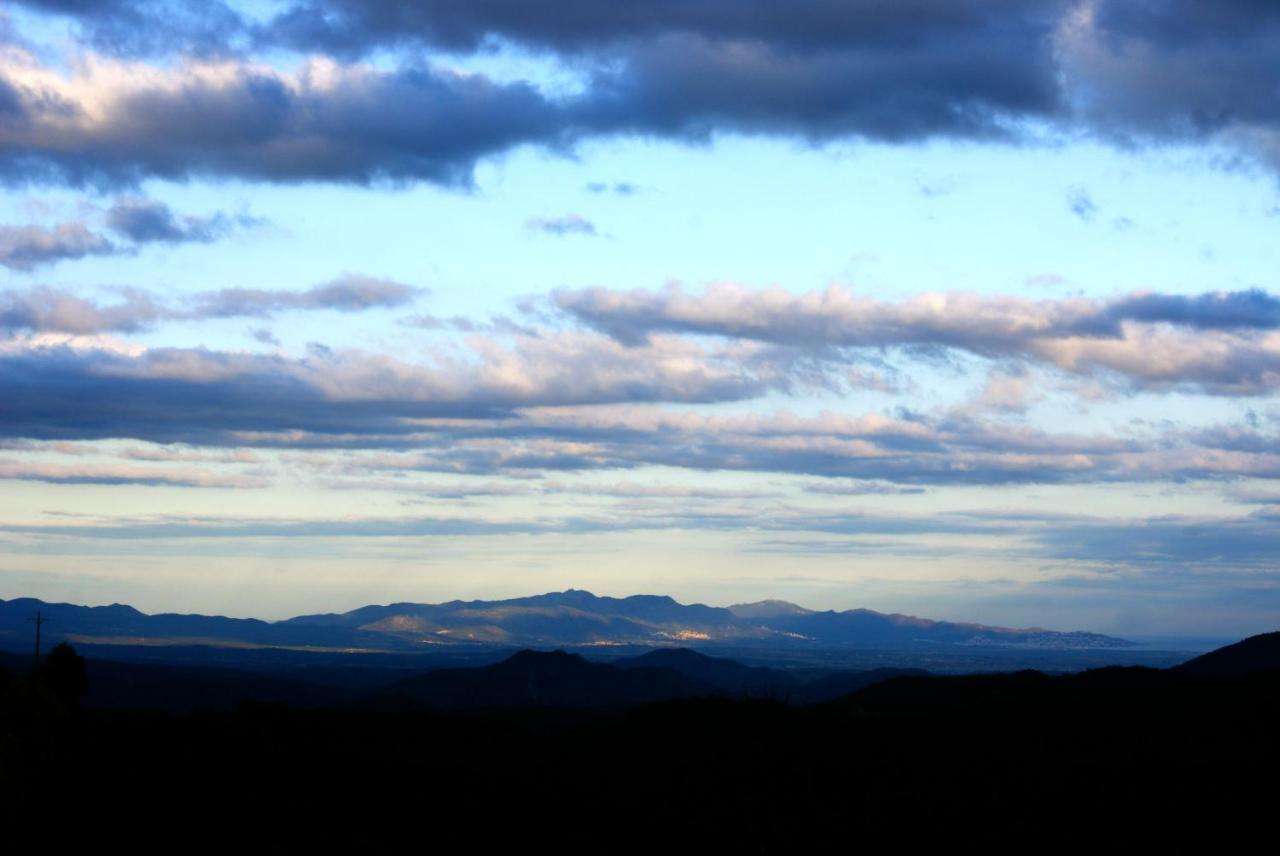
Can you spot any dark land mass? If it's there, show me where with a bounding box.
[1174,630,1280,675]
[0,646,927,711]
[2,633,1278,849]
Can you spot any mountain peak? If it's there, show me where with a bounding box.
[728,599,813,619]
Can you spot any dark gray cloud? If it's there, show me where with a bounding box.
[7,1,1280,187]
[0,57,570,188]
[257,0,1280,169]
[249,327,280,346]
[1062,0,1280,166]
[576,29,1055,145]
[259,0,1066,57]
[12,0,247,57]
[1107,288,1280,331]
[105,197,233,243]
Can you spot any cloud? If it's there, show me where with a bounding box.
[969,369,1041,414]
[0,50,569,188]
[1066,187,1097,221]
[105,196,233,243]
[0,277,421,333]
[0,196,258,271]
[0,222,115,270]
[3,326,1272,488]
[1106,289,1280,331]
[0,330,801,445]
[5,2,1280,187]
[554,283,1280,395]
[189,275,421,318]
[586,181,637,195]
[0,459,266,488]
[3,501,1277,593]
[801,481,927,497]
[526,214,598,237]
[0,286,164,333]
[249,327,279,346]
[254,0,1063,56]
[259,0,1280,173]
[1034,508,1280,570]
[1056,0,1280,169]
[12,0,247,57]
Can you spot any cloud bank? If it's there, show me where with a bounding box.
[4,1,1280,187]
[555,283,1280,395]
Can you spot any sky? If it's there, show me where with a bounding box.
[1,1,1278,636]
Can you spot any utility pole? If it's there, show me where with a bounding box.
[29,611,49,674]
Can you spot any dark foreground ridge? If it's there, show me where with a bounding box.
[1174,630,1280,675]
[2,633,1277,848]
[0,645,925,711]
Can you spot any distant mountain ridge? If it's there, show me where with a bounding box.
[0,589,1135,653]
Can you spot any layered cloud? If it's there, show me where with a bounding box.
[4,503,1279,587]
[1,326,1276,489]
[0,458,265,488]
[6,1,1280,187]
[2,276,1278,486]
[0,330,798,444]
[0,276,418,333]
[555,283,1280,395]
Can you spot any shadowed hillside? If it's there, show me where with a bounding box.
[1174,630,1280,675]
[2,637,1276,849]
[382,649,719,709]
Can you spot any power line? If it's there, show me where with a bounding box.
[28,611,49,673]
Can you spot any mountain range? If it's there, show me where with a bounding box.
[0,589,1134,653]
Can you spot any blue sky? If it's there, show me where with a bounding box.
[1,1,1279,635]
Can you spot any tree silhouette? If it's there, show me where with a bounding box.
[42,641,88,708]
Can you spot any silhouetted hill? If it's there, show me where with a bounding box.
[0,649,355,711]
[789,667,931,704]
[0,590,1134,653]
[383,649,720,709]
[612,648,927,702]
[5,650,1276,850]
[1174,631,1280,675]
[613,648,786,696]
